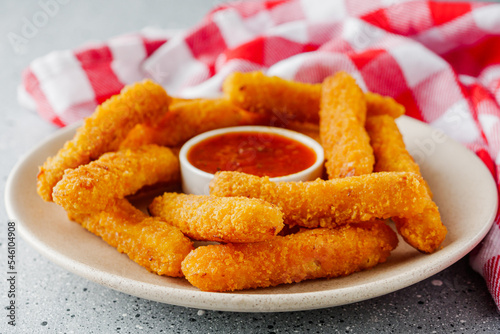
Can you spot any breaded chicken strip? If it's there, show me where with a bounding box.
[149,193,284,243]
[365,92,405,118]
[366,115,431,193]
[209,171,431,228]
[366,115,419,172]
[37,80,171,201]
[70,199,193,277]
[320,72,374,178]
[53,145,179,214]
[120,98,264,149]
[365,115,447,253]
[223,71,321,124]
[222,71,404,124]
[181,221,398,292]
[393,203,445,253]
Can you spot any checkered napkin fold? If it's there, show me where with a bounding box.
[18,0,500,309]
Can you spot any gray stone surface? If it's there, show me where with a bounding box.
[1,1,499,333]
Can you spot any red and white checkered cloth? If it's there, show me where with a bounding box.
[19,0,500,309]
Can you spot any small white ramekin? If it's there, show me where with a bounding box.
[179,126,325,195]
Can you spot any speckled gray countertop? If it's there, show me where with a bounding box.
[1,1,499,333]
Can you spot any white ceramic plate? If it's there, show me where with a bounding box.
[5,116,498,312]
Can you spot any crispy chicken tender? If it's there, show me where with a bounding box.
[53,145,180,214]
[365,115,447,253]
[393,203,445,253]
[37,80,171,201]
[149,193,284,243]
[365,92,405,118]
[366,115,420,173]
[222,71,404,124]
[365,115,431,193]
[209,171,431,228]
[181,221,398,292]
[70,199,193,277]
[320,72,374,178]
[120,98,264,149]
[223,71,321,124]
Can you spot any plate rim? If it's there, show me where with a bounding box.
[5,116,498,312]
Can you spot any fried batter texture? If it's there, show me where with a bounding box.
[222,71,404,124]
[365,115,447,253]
[53,145,180,213]
[223,71,321,124]
[365,92,405,119]
[366,115,423,176]
[320,72,374,178]
[120,98,262,149]
[149,193,284,243]
[393,203,445,253]
[181,221,398,292]
[37,70,450,291]
[209,171,431,228]
[37,80,171,201]
[70,199,193,277]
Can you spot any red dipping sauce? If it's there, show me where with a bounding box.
[187,132,317,177]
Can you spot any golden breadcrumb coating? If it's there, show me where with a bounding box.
[209,171,431,228]
[393,203,446,254]
[70,199,193,277]
[53,145,179,213]
[149,193,284,243]
[365,115,431,195]
[120,98,263,149]
[37,80,171,201]
[366,115,421,173]
[181,221,398,292]
[365,92,405,119]
[37,71,448,289]
[365,115,446,253]
[320,72,374,178]
[223,71,322,124]
[222,71,404,125]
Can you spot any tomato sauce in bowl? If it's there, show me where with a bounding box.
[187,132,317,177]
[179,126,324,195]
